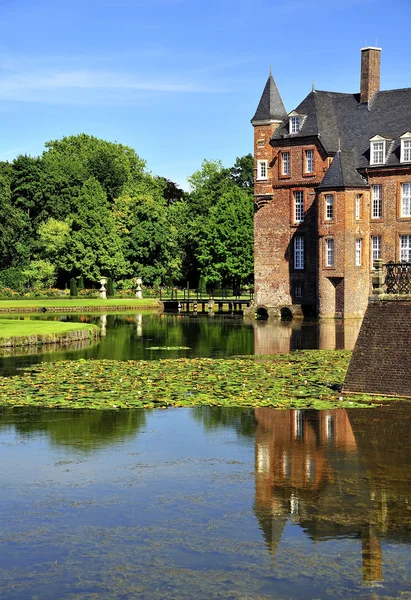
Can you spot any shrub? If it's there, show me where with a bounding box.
[0,268,26,292]
[106,277,114,297]
[77,275,85,291]
[70,278,78,297]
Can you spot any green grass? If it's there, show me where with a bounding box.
[0,350,400,410]
[0,298,158,310]
[0,319,100,347]
[0,319,97,337]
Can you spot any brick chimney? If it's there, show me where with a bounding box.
[360,47,381,104]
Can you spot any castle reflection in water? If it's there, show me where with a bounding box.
[251,318,363,354]
[253,405,411,583]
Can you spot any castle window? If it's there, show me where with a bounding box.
[305,149,314,173]
[400,235,411,262]
[355,238,362,266]
[294,283,303,298]
[401,183,411,217]
[325,238,334,267]
[370,141,385,165]
[293,190,304,223]
[400,133,411,163]
[257,160,268,180]
[355,194,361,220]
[372,184,382,218]
[325,194,334,220]
[294,236,304,270]
[290,116,300,134]
[282,152,290,175]
[371,235,382,266]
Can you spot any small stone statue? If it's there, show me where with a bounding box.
[100,278,107,299]
[135,277,143,299]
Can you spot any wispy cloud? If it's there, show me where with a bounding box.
[0,64,226,105]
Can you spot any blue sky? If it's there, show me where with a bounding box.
[0,0,410,189]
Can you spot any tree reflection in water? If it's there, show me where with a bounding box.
[0,407,146,451]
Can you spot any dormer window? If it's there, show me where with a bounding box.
[290,116,300,133]
[400,133,411,163]
[369,135,392,166]
[371,141,384,164]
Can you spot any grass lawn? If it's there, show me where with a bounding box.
[0,298,159,311]
[0,319,99,347]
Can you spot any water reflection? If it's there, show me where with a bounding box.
[253,404,411,585]
[252,318,362,354]
[0,405,411,598]
[0,406,146,451]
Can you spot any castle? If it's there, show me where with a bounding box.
[252,48,411,318]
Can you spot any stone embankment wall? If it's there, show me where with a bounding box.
[0,304,158,314]
[0,326,100,348]
[343,296,411,397]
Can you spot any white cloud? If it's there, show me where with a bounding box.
[0,65,226,105]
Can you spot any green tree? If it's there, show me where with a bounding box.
[23,260,57,288]
[69,178,127,281]
[70,277,78,297]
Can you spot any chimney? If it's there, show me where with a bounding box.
[360,47,381,104]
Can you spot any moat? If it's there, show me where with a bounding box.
[0,313,410,598]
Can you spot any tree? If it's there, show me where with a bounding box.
[195,187,253,287]
[70,277,78,297]
[23,260,56,288]
[230,154,254,190]
[114,192,181,285]
[69,178,127,282]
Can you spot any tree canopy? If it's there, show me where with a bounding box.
[0,133,254,290]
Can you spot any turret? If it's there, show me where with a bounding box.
[251,70,287,206]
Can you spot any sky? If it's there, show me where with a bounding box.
[0,0,410,189]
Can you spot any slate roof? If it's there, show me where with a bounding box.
[251,73,287,123]
[318,150,368,189]
[271,87,411,187]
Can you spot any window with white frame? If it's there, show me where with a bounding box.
[400,235,411,262]
[402,140,411,162]
[294,236,304,270]
[355,194,361,220]
[355,238,362,266]
[401,183,411,217]
[305,149,314,173]
[282,152,290,175]
[372,184,382,218]
[293,190,304,223]
[371,141,385,165]
[290,116,300,134]
[400,134,411,163]
[325,194,334,220]
[325,238,334,267]
[371,235,382,266]
[257,160,268,180]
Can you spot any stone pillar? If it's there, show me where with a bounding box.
[372,259,385,296]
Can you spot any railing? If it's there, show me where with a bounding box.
[159,287,254,301]
[373,260,411,295]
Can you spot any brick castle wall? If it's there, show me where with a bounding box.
[343,298,411,397]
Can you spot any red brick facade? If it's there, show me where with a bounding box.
[252,49,411,318]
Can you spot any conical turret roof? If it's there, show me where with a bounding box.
[251,71,287,123]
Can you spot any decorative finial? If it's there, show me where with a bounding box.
[338,138,341,152]
[270,65,272,76]
[312,80,315,92]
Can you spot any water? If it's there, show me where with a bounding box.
[0,312,409,598]
[0,312,363,375]
[0,404,410,599]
